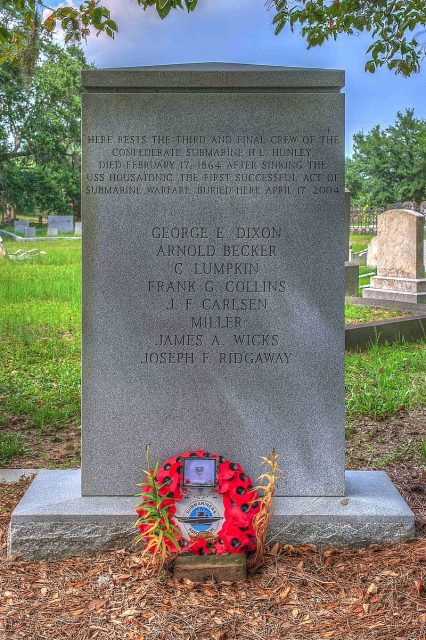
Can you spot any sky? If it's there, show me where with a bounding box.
[56,0,426,155]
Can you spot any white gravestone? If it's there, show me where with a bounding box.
[47,215,74,233]
[363,209,426,303]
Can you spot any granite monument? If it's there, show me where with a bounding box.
[9,64,414,560]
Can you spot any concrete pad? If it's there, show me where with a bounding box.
[8,469,415,561]
[0,469,40,483]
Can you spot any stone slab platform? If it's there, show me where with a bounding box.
[8,469,415,561]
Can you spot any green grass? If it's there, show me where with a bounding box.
[0,433,25,464]
[0,239,425,451]
[0,240,81,434]
[345,303,406,325]
[350,232,375,253]
[346,340,426,420]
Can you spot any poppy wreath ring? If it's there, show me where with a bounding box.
[137,449,260,555]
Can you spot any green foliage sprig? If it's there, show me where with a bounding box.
[135,447,181,573]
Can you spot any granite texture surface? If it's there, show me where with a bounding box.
[81,64,346,498]
[82,63,344,91]
[8,470,415,560]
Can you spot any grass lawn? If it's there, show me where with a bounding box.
[0,238,425,467]
[345,303,406,324]
[349,232,375,253]
[0,239,81,465]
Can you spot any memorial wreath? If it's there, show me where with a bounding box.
[136,449,260,556]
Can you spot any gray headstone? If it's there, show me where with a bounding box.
[47,227,59,237]
[47,215,74,233]
[344,189,351,261]
[74,222,82,235]
[81,63,346,498]
[24,227,36,237]
[344,262,359,296]
[14,220,29,229]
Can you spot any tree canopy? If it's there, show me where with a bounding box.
[1,1,425,76]
[0,37,90,219]
[346,109,426,207]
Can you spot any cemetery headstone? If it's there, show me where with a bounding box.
[363,209,426,303]
[8,64,414,561]
[14,220,29,229]
[344,189,351,261]
[47,227,59,237]
[344,262,359,296]
[47,215,74,233]
[344,189,359,296]
[81,64,347,498]
[366,236,378,267]
[24,227,36,238]
[74,222,82,235]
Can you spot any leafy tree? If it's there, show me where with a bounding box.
[1,1,425,76]
[0,40,89,220]
[345,109,426,207]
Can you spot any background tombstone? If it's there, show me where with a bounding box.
[8,64,414,560]
[14,220,29,229]
[366,236,378,267]
[344,189,351,261]
[47,215,74,233]
[47,227,59,237]
[74,222,82,236]
[363,208,426,303]
[344,189,359,296]
[24,227,36,238]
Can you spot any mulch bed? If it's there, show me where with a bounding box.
[346,407,426,469]
[1,481,425,640]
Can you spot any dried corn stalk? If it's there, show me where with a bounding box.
[249,449,284,567]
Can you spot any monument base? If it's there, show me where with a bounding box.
[8,469,415,561]
[363,276,426,304]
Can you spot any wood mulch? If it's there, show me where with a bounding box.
[346,407,426,469]
[1,478,425,640]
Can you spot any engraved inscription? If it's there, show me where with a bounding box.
[84,129,342,366]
